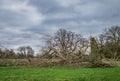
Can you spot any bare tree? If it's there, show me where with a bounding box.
[26,46,34,58]
[99,26,120,60]
[41,29,88,63]
[17,46,34,58]
[0,48,16,59]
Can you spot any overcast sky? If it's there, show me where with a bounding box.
[0,0,120,52]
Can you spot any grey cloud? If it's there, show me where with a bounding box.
[0,0,44,29]
[0,0,120,52]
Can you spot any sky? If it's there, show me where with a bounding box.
[0,0,120,52]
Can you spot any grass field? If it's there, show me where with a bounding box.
[0,67,120,81]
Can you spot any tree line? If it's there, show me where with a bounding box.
[0,26,120,63]
[0,46,34,59]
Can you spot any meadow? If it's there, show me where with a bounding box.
[0,67,120,81]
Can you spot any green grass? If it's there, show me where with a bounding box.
[0,67,120,81]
